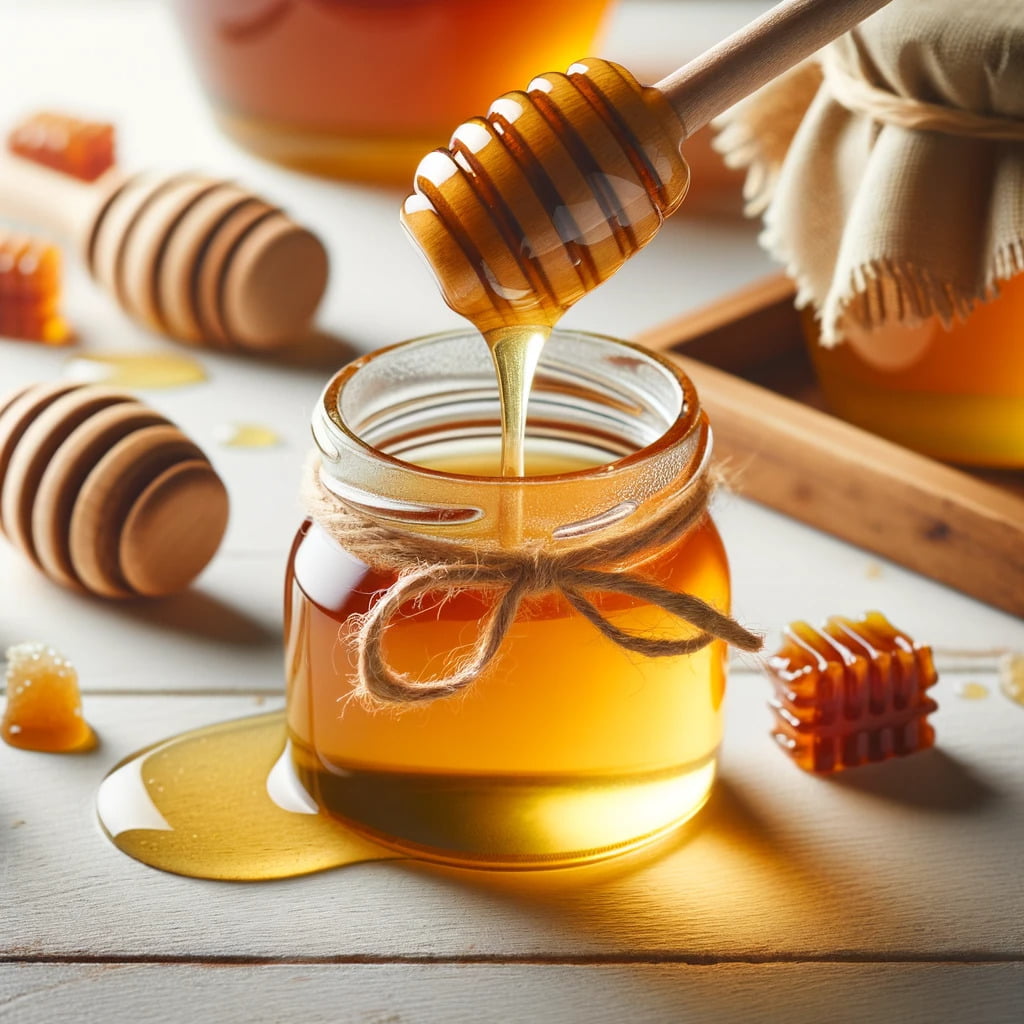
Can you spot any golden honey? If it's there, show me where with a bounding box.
[287,329,732,868]
[97,711,398,881]
[170,0,612,184]
[2,642,95,753]
[64,352,207,390]
[806,275,1024,467]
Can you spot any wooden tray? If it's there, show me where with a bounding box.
[634,275,1024,620]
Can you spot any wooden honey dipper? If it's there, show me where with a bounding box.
[0,381,228,598]
[402,0,892,334]
[0,154,328,349]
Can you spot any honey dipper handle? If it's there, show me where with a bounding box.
[656,0,891,137]
[0,152,112,241]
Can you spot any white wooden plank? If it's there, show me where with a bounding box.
[2,963,1022,1024]
[0,548,286,694]
[2,678,1021,961]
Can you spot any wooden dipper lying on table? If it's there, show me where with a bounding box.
[0,154,328,350]
[0,381,228,598]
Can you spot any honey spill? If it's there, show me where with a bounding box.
[955,681,990,701]
[285,444,730,868]
[2,642,95,753]
[999,653,1024,707]
[214,422,282,448]
[65,352,207,390]
[96,711,399,880]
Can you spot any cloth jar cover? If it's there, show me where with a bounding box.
[714,0,1024,345]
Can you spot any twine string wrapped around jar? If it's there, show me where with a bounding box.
[303,455,762,705]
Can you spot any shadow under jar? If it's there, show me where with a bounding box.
[285,330,732,869]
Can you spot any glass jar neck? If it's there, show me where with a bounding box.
[312,330,710,550]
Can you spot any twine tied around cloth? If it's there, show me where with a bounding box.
[304,456,762,705]
[820,46,1024,143]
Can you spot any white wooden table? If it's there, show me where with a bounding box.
[2,3,1022,1021]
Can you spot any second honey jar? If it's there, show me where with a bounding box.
[285,330,745,868]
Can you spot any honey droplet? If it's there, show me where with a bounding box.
[2,642,95,753]
[955,681,989,701]
[96,711,399,880]
[65,352,207,390]
[999,653,1024,707]
[214,422,282,448]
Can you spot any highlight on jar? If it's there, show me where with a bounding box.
[716,7,1024,468]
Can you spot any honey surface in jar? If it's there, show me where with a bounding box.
[8,111,116,182]
[0,232,69,344]
[285,446,730,868]
[767,612,938,773]
[2,642,95,753]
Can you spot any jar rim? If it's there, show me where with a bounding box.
[311,328,710,544]
[317,328,703,485]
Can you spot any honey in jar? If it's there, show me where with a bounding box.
[805,275,1024,467]
[285,328,735,868]
[169,0,613,184]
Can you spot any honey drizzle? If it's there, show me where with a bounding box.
[401,59,690,487]
[96,711,398,880]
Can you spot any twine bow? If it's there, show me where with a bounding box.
[304,456,762,705]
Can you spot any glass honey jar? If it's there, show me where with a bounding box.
[284,329,740,869]
[169,0,613,184]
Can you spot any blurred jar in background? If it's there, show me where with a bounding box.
[170,0,613,185]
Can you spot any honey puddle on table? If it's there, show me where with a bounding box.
[96,711,399,880]
[214,422,282,448]
[65,352,207,390]
[954,681,990,701]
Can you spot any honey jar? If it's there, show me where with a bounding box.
[285,329,741,868]
[170,0,613,184]
[716,1,1024,467]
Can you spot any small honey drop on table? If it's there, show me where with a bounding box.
[2,642,94,753]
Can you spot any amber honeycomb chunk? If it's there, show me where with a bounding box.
[767,612,938,773]
[8,111,115,182]
[2,642,95,752]
[0,231,70,344]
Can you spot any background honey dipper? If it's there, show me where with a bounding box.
[0,381,228,598]
[0,152,328,350]
[402,0,892,333]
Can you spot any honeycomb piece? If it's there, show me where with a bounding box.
[8,111,115,182]
[0,232,70,344]
[2,642,95,752]
[767,611,938,773]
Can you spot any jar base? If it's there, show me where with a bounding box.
[295,752,718,871]
[212,106,443,185]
